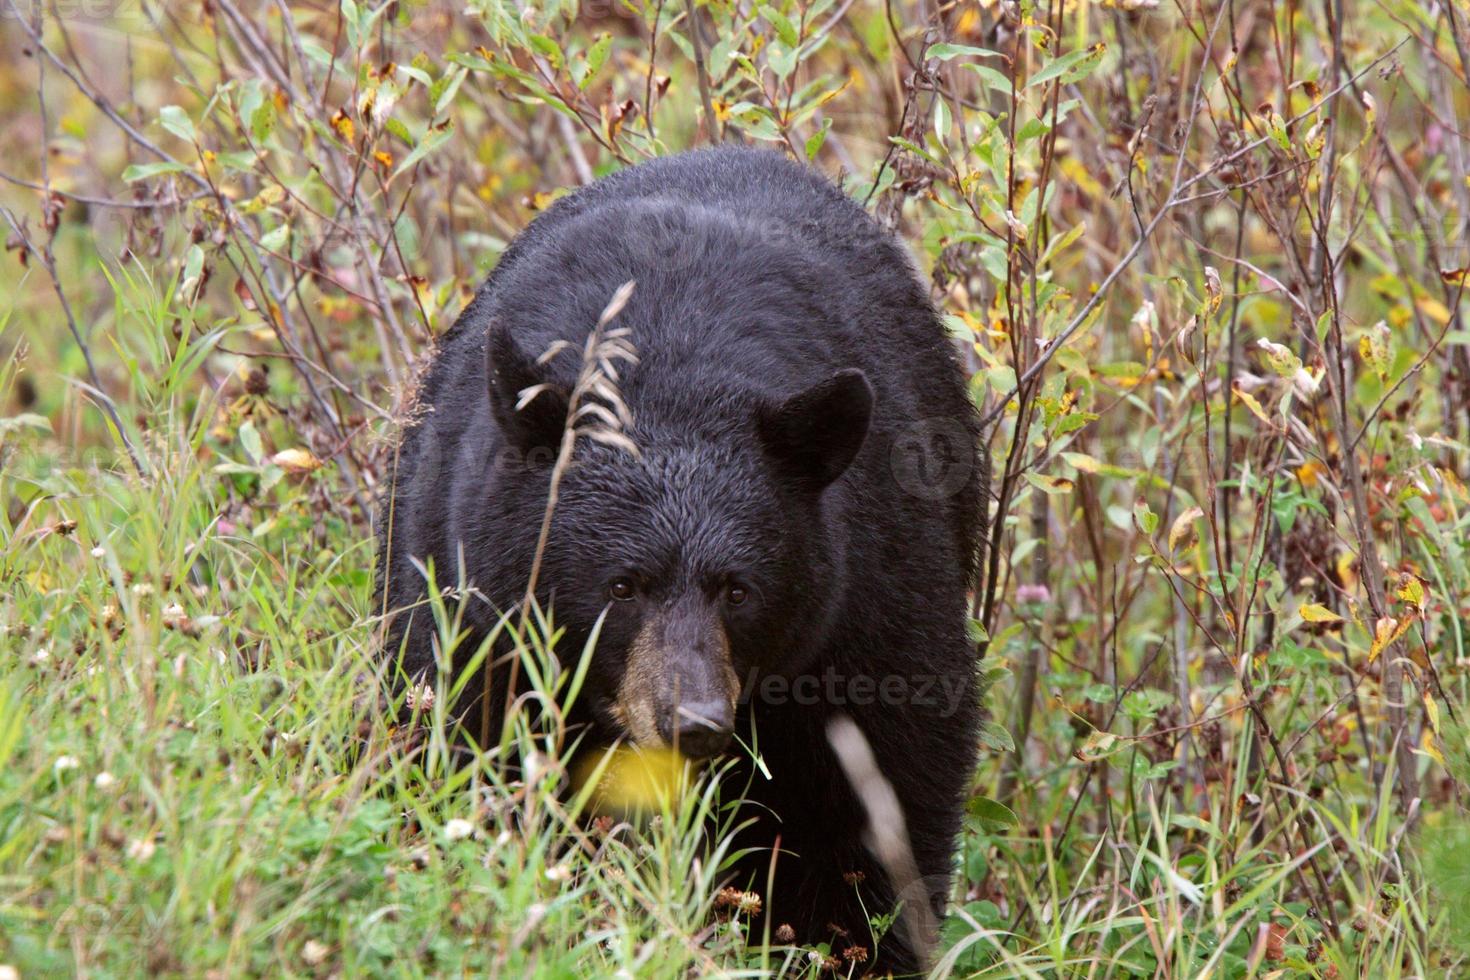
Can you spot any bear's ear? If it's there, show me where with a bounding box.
[757,369,874,492]
[485,320,570,455]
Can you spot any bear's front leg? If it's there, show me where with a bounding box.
[736,668,977,977]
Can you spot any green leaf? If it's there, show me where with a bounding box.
[967,796,1019,828]
[239,420,264,464]
[1027,43,1106,88]
[959,62,1014,94]
[528,34,565,70]
[0,413,52,436]
[1051,411,1096,436]
[250,100,275,144]
[391,122,456,181]
[760,5,800,47]
[580,32,613,90]
[259,223,290,253]
[122,161,190,182]
[977,720,1015,753]
[159,105,196,143]
[1133,500,1159,535]
[805,117,832,160]
[928,42,1003,62]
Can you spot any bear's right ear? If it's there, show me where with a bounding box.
[757,369,874,493]
[485,320,570,455]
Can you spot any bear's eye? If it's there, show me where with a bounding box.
[609,577,637,602]
[726,584,749,607]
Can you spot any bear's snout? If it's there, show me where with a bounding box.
[616,599,739,758]
[659,698,734,759]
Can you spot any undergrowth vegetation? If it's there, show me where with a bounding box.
[2,0,1469,975]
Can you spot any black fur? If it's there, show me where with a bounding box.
[376,147,982,974]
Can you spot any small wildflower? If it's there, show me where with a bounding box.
[126,838,157,861]
[544,864,571,882]
[714,886,762,916]
[775,923,796,943]
[1016,583,1051,604]
[301,940,330,966]
[405,683,435,711]
[91,546,107,558]
[443,818,475,841]
[54,755,80,773]
[0,964,19,980]
[31,648,50,665]
[131,582,154,597]
[842,945,869,964]
[94,771,118,792]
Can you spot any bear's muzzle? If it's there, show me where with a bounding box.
[616,598,739,759]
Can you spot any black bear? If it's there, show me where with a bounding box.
[377,147,982,974]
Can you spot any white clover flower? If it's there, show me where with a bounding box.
[94,771,118,792]
[443,818,475,841]
[301,940,330,966]
[31,648,50,665]
[127,838,156,861]
[54,755,80,773]
[91,546,107,558]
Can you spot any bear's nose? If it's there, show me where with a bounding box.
[663,700,734,758]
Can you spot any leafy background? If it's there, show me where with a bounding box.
[2,0,1469,975]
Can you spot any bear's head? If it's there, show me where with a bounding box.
[483,319,874,758]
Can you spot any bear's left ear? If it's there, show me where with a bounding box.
[757,369,874,492]
[486,320,571,454]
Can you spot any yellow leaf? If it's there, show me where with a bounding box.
[1417,296,1452,325]
[1395,574,1426,611]
[1299,602,1342,625]
[815,79,851,107]
[1203,266,1222,317]
[1368,614,1414,663]
[270,448,323,473]
[330,108,355,143]
[1231,382,1274,426]
[1358,321,1391,382]
[1441,267,1469,286]
[1168,506,1204,553]
[1418,729,1445,765]
[1025,473,1074,495]
[1424,691,1441,735]
[1256,338,1303,379]
[1066,452,1103,474]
